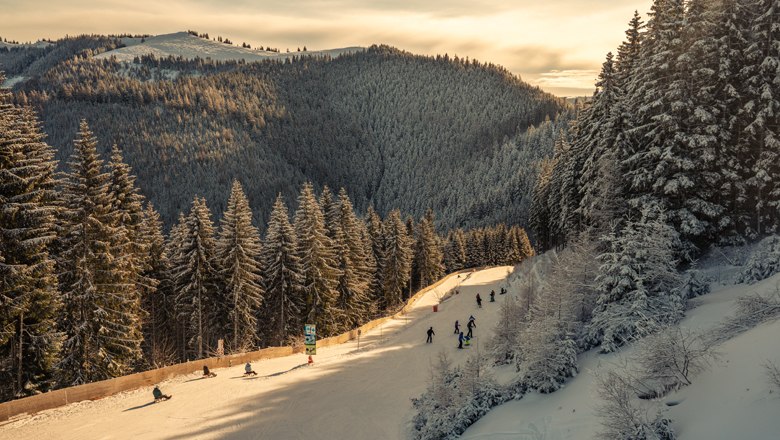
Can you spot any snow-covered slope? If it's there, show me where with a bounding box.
[95,31,363,63]
[461,271,780,440]
[0,267,513,440]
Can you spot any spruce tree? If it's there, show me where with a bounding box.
[58,120,142,385]
[216,180,263,352]
[294,183,341,336]
[381,209,413,309]
[364,206,385,315]
[0,100,62,400]
[335,188,372,329]
[415,209,445,288]
[173,196,219,359]
[260,194,304,346]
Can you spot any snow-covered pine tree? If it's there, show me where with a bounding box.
[415,209,445,289]
[444,228,468,272]
[335,188,372,329]
[259,194,304,346]
[588,204,685,352]
[364,205,385,315]
[0,99,62,400]
[294,182,341,336]
[165,212,189,358]
[139,202,176,367]
[742,0,780,236]
[57,120,142,385]
[380,209,413,310]
[530,158,555,251]
[216,180,263,352]
[173,196,219,359]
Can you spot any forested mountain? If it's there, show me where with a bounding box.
[2,34,566,230]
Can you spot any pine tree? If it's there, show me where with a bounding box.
[294,183,341,336]
[0,100,62,400]
[260,194,304,346]
[380,209,413,309]
[335,188,372,329]
[165,212,189,358]
[364,205,385,316]
[216,180,263,352]
[530,158,555,251]
[57,120,142,385]
[415,209,445,288]
[173,196,219,359]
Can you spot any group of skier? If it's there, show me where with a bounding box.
[153,361,258,403]
[427,285,510,348]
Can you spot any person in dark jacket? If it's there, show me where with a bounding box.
[426,326,435,343]
[458,331,464,349]
[467,318,475,338]
[203,365,217,378]
[153,385,171,401]
[490,290,495,302]
[454,320,460,334]
[476,294,482,308]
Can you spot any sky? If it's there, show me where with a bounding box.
[0,0,652,96]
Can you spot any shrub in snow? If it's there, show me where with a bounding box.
[736,236,780,284]
[678,269,710,299]
[764,360,780,392]
[488,295,527,365]
[711,290,780,344]
[595,368,676,440]
[633,327,715,398]
[520,321,578,393]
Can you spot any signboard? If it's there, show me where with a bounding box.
[304,324,317,355]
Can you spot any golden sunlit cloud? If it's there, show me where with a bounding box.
[0,0,652,96]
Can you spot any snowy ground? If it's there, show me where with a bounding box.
[95,32,363,64]
[461,270,780,440]
[0,266,514,440]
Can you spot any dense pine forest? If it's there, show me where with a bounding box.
[1,36,566,230]
[0,81,535,401]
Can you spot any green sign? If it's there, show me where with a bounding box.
[304,324,316,355]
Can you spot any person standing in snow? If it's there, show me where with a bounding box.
[467,318,475,338]
[426,326,435,343]
[454,320,460,334]
[476,293,482,308]
[490,290,495,302]
[458,331,464,349]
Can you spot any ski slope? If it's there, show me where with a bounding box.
[95,32,363,63]
[0,266,514,440]
[461,270,780,440]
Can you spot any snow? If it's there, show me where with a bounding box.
[461,270,780,440]
[95,32,363,63]
[0,266,514,440]
[1,76,26,88]
[0,40,52,49]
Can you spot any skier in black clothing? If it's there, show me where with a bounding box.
[490,290,495,302]
[500,287,506,295]
[203,365,217,378]
[426,326,435,343]
[467,319,475,338]
[458,331,464,349]
[476,294,482,308]
[153,385,171,402]
[454,320,460,334]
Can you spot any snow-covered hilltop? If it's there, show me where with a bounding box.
[95,31,363,63]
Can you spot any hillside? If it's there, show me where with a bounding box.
[3,33,567,229]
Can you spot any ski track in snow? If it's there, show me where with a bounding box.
[0,266,514,440]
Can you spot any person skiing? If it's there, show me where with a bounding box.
[476,294,482,308]
[203,365,216,378]
[500,287,506,295]
[244,362,258,376]
[153,385,171,402]
[454,320,460,334]
[458,331,464,349]
[426,326,435,343]
[490,290,495,302]
[467,317,475,338]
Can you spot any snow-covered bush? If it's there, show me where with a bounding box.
[595,368,676,440]
[736,236,780,284]
[678,269,710,299]
[711,290,780,344]
[633,327,715,398]
[411,352,507,440]
[488,295,527,365]
[764,360,780,392]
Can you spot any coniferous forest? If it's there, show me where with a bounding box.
[0,82,534,401]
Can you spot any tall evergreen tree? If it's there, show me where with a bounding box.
[216,180,264,352]
[0,99,62,400]
[381,209,413,309]
[57,120,142,385]
[260,194,304,346]
[173,196,219,359]
[415,209,445,288]
[294,183,341,336]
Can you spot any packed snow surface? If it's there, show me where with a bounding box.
[95,32,363,63]
[0,267,514,440]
